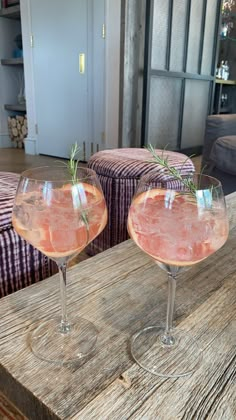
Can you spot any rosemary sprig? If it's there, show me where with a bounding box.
[67,142,90,237]
[147,144,197,195]
[67,142,81,183]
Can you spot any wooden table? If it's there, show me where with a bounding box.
[0,194,236,419]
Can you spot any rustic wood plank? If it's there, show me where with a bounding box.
[0,194,235,419]
[76,275,236,419]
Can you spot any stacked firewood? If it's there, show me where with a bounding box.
[8,115,27,149]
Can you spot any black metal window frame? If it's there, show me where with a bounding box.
[141,0,222,154]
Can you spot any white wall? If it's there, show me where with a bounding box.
[0,18,22,148]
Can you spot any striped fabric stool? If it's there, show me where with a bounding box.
[87,148,195,255]
[0,172,57,298]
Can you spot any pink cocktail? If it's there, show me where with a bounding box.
[12,166,107,364]
[127,173,228,378]
[13,182,107,260]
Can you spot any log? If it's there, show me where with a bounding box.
[22,125,27,136]
[11,118,16,127]
[12,127,18,137]
[16,116,24,123]
[8,115,27,148]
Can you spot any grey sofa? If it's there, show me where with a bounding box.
[202,114,236,195]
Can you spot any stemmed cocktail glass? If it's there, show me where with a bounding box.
[12,166,107,364]
[128,173,228,377]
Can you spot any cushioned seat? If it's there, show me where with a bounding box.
[202,114,236,195]
[0,172,57,298]
[87,148,195,255]
[210,135,236,175]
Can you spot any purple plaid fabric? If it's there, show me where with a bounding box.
[87,148,195,255]
[0,172,57,298]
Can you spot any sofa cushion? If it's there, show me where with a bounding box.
[0,171,57,297]
[202,114,236,168]
[0,172,20,230]
[210,136,236,175]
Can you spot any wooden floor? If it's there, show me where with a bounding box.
[191,155,202,172]
[0,148,67,173]
[0,148,202,174]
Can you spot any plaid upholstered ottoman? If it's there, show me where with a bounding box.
[87,148,195,255]
[0,172,57,298]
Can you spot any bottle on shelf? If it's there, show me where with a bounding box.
[222,61,230,80]
[216,61,225,79]
[221,93,228,109]
[216,66,221,78]
[221,22,228,37]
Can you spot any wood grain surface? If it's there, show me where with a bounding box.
[0,193,235,419]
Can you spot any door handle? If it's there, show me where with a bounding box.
[79,53,85,74]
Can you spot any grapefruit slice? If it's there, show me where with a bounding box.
[39,182,107,258]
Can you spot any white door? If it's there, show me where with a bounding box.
[30,0,105,159]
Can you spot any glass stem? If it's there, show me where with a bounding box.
[161,272,176,346]
[58,262,71,334]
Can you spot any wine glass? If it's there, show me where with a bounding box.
[12,166,107,364]
[127,173,229,377]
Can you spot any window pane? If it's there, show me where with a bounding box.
[151,0,169,70]
[186,0,204,74]
[147,76,182,149]
[201,0,218,75]
[181,79,210,148]
[169,0,188,72]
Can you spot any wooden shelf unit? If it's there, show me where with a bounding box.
[0,5,20,20]
[1,58,23,65]
[214,79,236,114]
[0,4,26,118]
[215,79,236,85]
[4,104,26,112]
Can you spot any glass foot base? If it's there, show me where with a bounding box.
[130,326,202,378]
[29,317,98,365]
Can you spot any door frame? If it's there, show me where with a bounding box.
[20,0,121,156]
